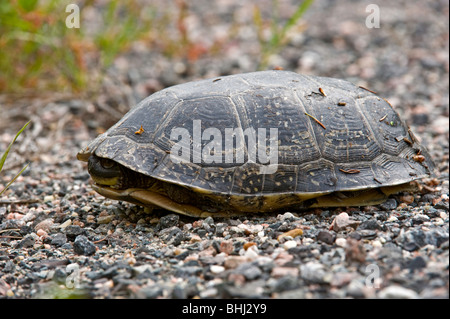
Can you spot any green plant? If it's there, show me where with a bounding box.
[0,121,31,196]
[253,0,314,70]
[0,0,154,93]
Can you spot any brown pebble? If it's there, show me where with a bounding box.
[345,238,366,263]
[220,240,234,255]
[277,228,303,241]
[243,242,257,250]
[189,234,202,243]
[271,266,299,278]
[224,256,247,269]
[36,229,48,238]
[199,245,216,257]
[400,194,415,204]
[34,219,54,232]
[193,220,203,228]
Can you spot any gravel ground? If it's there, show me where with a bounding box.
[0,0,448,302]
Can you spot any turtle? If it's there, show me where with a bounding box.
[77,70,435,217]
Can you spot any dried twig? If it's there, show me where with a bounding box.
[0,198,40,205]
[305,112,326,129]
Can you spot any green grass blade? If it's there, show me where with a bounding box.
[280,0,314,39]
[0,163,29,196]
[0,120,31,172]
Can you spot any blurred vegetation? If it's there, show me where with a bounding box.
[0,0,313,94]
[254,0,314,70]
[0,121,30,196]
[0,0,155,93]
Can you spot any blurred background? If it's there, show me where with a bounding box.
[0,0,448,187]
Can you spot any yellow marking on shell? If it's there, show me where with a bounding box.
[189,186,214,194]
[91,175,120,187]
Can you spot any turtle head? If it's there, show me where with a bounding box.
[88,155,123,188]
[87,155,156,190]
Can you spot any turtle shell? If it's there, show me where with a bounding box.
[77,71,434,215]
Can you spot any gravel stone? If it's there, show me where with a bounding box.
[159,213,179,229]
[50,233,67,247]
[316,230,336,245]
[73,235,96,256]
[14,235,35,249]
[378,285,419,299]
[64,225,84,240]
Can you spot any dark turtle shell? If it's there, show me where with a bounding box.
[77,71,434,216]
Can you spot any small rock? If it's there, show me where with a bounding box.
[210,265,225,274]
[346,279,366,298]
[189,234,202,243]
[64,225,84,240]
[159,214,179,229]
[300,262,327,284]
[73,235,96,256]
[277,212,295,221]
[379,198,398,210]
[175,266,203,277]
[133,265,153,276]
[316,230,336,244]
[400,195,415,205]
[406,256,427,271]
[271,266,299,278]
[36,229,48,238]
[358,219,382,230]
[97,215,114,224]
[283,240,297,250]
[272,276,300,293]
[15,234,35,249]
[224,256,247,269]
[243,242,257,250]
[160,226,184,246]
[43,195,55,203]
[234,263,262,280]
[277,228,303,241]
[204,216,214,225]
[50,233,67,247]
[330,212,360,232]
[330,272,357,288]
[398,229,426,251]
[378,285,419,299]
[345,238,366,263]
[139,285,163,299]
[425,227,449,247]
[199,287,218,298]
[335,238,347,247]
[215,223,228,236]
[34,219,54,232]
[220,240,234,255]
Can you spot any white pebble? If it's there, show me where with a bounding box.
[387,215,398,222]
[210,265,225,274]
[283,240,297,250]
[58,219,72,229]
[43,195,54,202]
[372,239,383,248]
[244,245,259,259]
[277,212,294,221]
[378,285,419,299]
[335,238,347,247]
